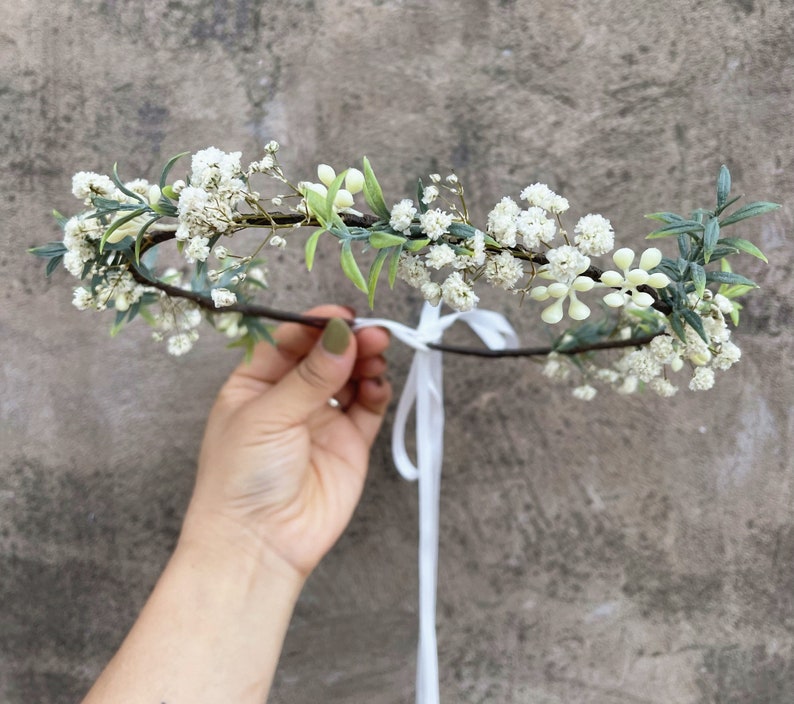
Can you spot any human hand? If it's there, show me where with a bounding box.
[181,304,392,581]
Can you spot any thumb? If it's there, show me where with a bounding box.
[256,318,356,425]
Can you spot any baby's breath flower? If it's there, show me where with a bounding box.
[689,366,716,391]
[445,174,459,184]
[574,213,614,256]
[270,235,287,248]
[390,199,417,233]
[516,207,556,249]
[713,340,741,370]
[214,246,229,260]
[264,140,279,153]
[484,251,524,290]
[519,183,569,213]
[425,243,457,270]
[542,353,571,382]
[545,245,590,284]
[72,171,116,202]
[422,185,440,204]
[441,272,479,312]
[486,197,520,247]
[398,254,431,288]
[649,378,678,397]
[421,281,442,306]
[419,208,453,241]
[428,173,441,183]
[185,236,211,263]
[625,348,663,382]
[72,287,94,310]
[167,333,195,356]
[572,384,597,401]
[211,287,237,308]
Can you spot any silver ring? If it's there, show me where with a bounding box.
[327,397,341,408]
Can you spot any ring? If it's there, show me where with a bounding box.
[327,397,341,408]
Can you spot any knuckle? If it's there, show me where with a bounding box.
[296,355,329,391]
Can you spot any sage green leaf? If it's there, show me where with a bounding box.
[705,270,758,287]
[99,208,147,252]
[362,157,391,220]
[646,220,705,239]
[448,222,478,239]
[303,187,331,225]
[159,151,189,189]
[367,248,390,308]
[717,237,768,263]
[689,262,706,298]
[716,165,731,210]
[680,307,709,344]
[645,212,685,224]
[369,231,407,249]
[29,241,68,258]
[702,217,720,264]
[134,215,160,264]
[668,312,686,342]
[45,255,64,277]
[720,201,781,226]
[52,210,69,228]
[112,163,146,204]
[388,245,402,288]
[416,178,428,214]
[340,240,368,293]
[161,184,177,200]
[677,233,690,258]
[304,228,325,270]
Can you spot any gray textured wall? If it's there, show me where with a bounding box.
[2,1,794,702]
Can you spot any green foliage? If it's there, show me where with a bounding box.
[361,157,391,220]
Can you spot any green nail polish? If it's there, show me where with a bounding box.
[321,317,351,355]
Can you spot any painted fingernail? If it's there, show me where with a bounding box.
[322,317,351,355]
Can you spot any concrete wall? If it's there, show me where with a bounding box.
[2,1,793,701]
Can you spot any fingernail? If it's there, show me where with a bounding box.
[342,305,357,318]
[322,317,351,355]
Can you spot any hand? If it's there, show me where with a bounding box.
[181,305,392,580]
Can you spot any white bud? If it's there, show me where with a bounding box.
[632,291,655,307]
[568,297,591,320]
[345,168,364,194]
[541,298,565,324]
[317,164,336,187]
[604,291,627,307]
[271,196,283,206]
[172,179,186,194]
[647,272,670,289]
[264,140,279,153]
[207,269,220,282]
[613,247,635,270]
[639,247,663,270]
[626,269,649,286]
[600,270,624,287]
[429,173,441,183]
[334,189,355,209]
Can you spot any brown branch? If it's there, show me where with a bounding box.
[128,259,663,358]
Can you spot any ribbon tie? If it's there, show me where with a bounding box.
[355,303,518,704]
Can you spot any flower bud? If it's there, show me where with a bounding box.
[317,164,336,187]
[639,247,663,270]
[568,297,591,320]
[345,168,364,194]
[613,247,635,270]
[334,189,355,209]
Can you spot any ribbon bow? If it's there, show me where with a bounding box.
[355,303,519,704]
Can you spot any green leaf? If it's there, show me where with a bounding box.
[52,210,70,228]
[668,312,686,342]
[677,233,690,259]
[388,245,402,288]
[361,157,391,220]
[448,222,478,239]
[690,262,706,298]
[720,201,781,226]
[645,212,685,224]
[303,187,331,225]
[416,178,428,214]
[340,240,368,293]
[112,163,146,204]
[717,237,768,263]
[369,231,407,249]
[680,307,709,344]
[45,255,64,277]
[325,169,347,215]
[705,270,758,287]
[403,237,430,252]
[367,248,390,308]
[110,308,128,338]
[716,165,731,211]
[159,152,189,189]
[99,208,147,252]
[29,241,68,258]
[646,220,705,238]
[304,228,324,270]
[241,316,276,346]
[702,217,720,264]
[161,184,177,200]
[134,215,160,264]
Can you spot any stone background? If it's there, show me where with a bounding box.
[2,1,793,702]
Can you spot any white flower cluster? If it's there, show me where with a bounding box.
[543,290,741,399]
[174,147,254,261]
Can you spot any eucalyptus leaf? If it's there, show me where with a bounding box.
[361,157,391,220]
[134,215,160,264]
[705,270,757,287]
[416,178,428,214]
[677,233,690,258]
[448,222,478,239]
[388,245,402,288]
[45,255,64,277]
[112,163,146,204]
[52,210,70,228]
[669,312,686,342]
[644,212,685,224]
[720,201,781,227]
[29,241,68,258]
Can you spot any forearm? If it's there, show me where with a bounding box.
[82,528,304,704]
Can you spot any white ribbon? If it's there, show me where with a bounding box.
[355,303,518,704]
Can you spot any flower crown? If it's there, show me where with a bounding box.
[31,143,779,398]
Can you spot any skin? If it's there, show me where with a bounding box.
[81,304,392,704]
